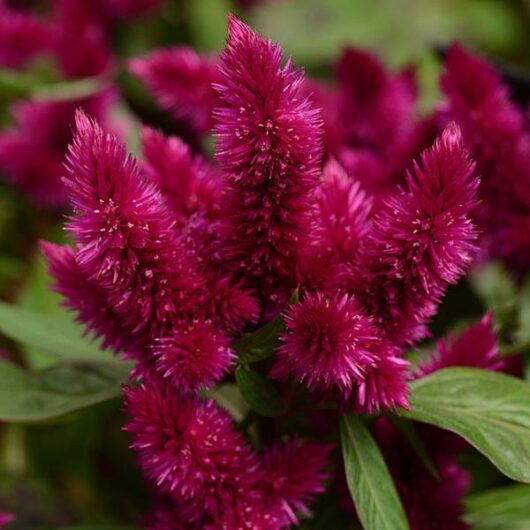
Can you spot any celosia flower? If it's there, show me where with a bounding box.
[416,312,503,377]
[130,47,220,133]
[442,45,530,272]
[355,124,479,345]
[333,47,431,195]
[272,292,408,411]
[0,90,115,208]
[0,513,14,529]
[123,384,259,510]
[52,0,112,78]
[152,320,235,393]
[41,242,136,355]
[311,158,372,264]
[103,0,162,19]
[214,16,323,302]
[0,6,50,68]
[260,437,333,523]
[141,126,222,221]
[372,418,470,530]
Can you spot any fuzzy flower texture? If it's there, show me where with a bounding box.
[42,16,492,530]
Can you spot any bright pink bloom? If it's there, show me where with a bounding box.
[41,242,136,356]
[0,90,115,208]
[52,0,112,78]
[272,292,408,411]
[442,45,530,272]
[0,6,50,68]
[0,513,14,529]
[260,438,332,523]
[214,16,323,301]
[123,385,258,513]
[312,158,372,263]
[416,312,503,377]
[356,124,479,345]
[333,47,431,195]
[141,127,222,221]
[152,320,235,393]
[130,47,220,133]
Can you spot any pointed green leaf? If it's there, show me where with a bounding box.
[465,484,530,530]
[235,366,283,417]
[0,361,130,423]
[400,367,530,483]
[233,314,284,364]
[0,302,114,363]
[340,415,409,530]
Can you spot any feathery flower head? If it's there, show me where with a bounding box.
[141,126,221,220]
[0,6,50,68]
[272,292,392,399]
[0,513,14,529]
[260,437,333,523]
[358,123,479,344]
[41,242,135,355]
[130,47,220,133]
[214,15,323,298]
[442,45,530,271]
[152,319,235,393]
[356,353,410,413]
[64,110,206,339]
[313,158,372,262]
[416,312,503,377]
[0,90,115,207]
[123,384,258,504]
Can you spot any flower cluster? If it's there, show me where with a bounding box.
[34,12,526,530]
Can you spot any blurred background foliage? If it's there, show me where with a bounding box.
[0,0,529,528]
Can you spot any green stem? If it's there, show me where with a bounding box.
[501,340,530,357]
[0,423,26,475]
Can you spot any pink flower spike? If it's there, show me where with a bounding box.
[141,126,222,220]
[130,46,220,133]
[123,385,258,508]
[272,292,389,399]
[416,312,504,377]
[152,319,235,393]
[214,15,323,300]
[261,438,333,522]
[357,124,480,345]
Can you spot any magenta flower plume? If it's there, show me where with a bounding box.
[442,45,530,271]
[130,47,220,133]
[141,127,221,221]
[152,320,235,393]
[41,242,135,355]
[261,438,333,522]
[0,6,50,69]
[64,110,206,338]
[356,353,410,413]
[357,124,479,344]
[123,384,258,510]
[333,47,427,195]
[416,312,503,377]
[214,16,323,301]
[272,292,405,409]
[312,158,372,263]
[0,513,14,529]
[52,0,112,78]
[0,90,115,208]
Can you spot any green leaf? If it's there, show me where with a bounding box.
[340,415,409,530]
[399,367,530,483]
[233,289,298,364]
[235,366,283,417]
[0,301,115,363]
[0,361,130,423]
[233,313,285,364]
[207,383,250,422]
[465,484,530,530]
